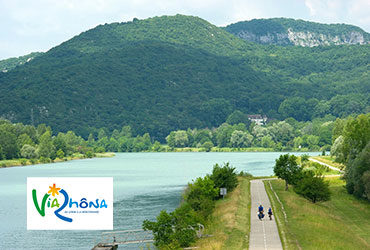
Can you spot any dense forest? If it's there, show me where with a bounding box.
[0,15,369,141]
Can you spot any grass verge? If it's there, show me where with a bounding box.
[310,156,345,170]
[194,176,251,249]
[265,177,370,249]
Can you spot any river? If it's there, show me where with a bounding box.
[0,152,317,249]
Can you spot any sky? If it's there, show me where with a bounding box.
[0,0,369,60]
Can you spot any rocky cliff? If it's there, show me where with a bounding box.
[225,18,369,47]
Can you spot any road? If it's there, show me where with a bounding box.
[249,179,283,250]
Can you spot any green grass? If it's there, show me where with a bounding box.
[265,178,370,249]
[311,156,345,170]
[194,177,251,249]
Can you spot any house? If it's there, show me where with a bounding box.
[248,114,267,125]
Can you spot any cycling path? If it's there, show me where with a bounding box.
[249,179,283,250]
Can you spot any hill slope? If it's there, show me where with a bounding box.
[225,18,370,46]
[0,15,369,140]
[0,52,42,72]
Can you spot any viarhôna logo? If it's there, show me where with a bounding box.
[27,177,113,230]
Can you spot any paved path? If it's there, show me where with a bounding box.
[309,158,344,173]
[249,179,283,250]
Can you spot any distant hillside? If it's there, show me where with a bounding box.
[0,52,43,72]
[0,15,369,140]
[225,18,370,46]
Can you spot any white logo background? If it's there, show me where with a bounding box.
[27,177,113,230]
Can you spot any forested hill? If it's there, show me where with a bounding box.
[0,15,369,140]
[0,52,42,72]
[225,18,370,46]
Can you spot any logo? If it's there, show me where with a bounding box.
[27,177,113,230]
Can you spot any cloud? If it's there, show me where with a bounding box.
[0,0,369,59]
[304,0,370,30]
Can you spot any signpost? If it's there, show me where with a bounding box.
[220,188,227,199]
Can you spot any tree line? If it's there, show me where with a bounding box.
[331,113,370,201]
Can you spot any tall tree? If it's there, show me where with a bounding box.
[274,154,301,190]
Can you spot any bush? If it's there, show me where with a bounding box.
[210,162,238,192]
[94,146,105,153]
[85,150,95,158]
[202,141,214,152]
[143,204,201,248]
[184,176,218,218]
[238,171,253,177]
[294,172,331,203]
[39,157,51,163]
[56,149,65,159]
[20,159,28,166]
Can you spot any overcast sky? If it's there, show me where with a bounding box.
[1,0,369,60]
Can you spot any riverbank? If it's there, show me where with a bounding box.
[194,176,252,249]
[265,177,370,249]
[158,146,322,153]
[0,152,115,168]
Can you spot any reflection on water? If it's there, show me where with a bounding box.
[0,152,317,249]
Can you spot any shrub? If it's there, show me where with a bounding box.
[85,150,95,158]
[94,146,105,153]
[143,204,201,248]
[210,162,238,192]
[143,210,174,247]
[184,176,218,218]
[202,141,214,152]
[56,149,65,159]
[301,154,309,162]
[238,171,253,177]
[20,159,28,166]
[39,157,51,163]
[294,172,331,203]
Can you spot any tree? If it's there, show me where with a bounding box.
[37,131,55,159]
[202,141,214,152]
[20,144,38,159]
[331,135,344,162]
[341,114,370,163]
[17,133,34,148]
[210,162,238,192]
[274,154,301,190]
[345,141,370,200]
[294,172,330,203]
[268,121,294,145]
[166,130,188,148]
[0,125,19,159]
[226,110,250,126]
[230,130,253,148]
[215,123,233,147]
[143,210,175,247]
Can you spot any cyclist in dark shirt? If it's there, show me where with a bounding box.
[268,207,273,220]
[258,205,264,220]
